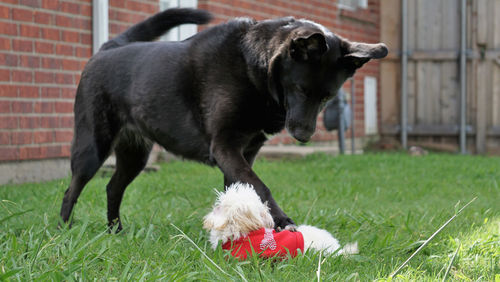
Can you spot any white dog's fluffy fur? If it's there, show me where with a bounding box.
[203,182,358,255]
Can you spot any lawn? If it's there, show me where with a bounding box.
[0,153,499,281]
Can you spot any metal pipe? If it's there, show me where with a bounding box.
[350,77,355,154]
[338,90,345,154]
[459,0,467,154]
[401,0,408,149]
[92,0,109,54]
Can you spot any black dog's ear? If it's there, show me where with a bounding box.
[290,33,329,62]
[268,53,283,105]
[340,39,388,69]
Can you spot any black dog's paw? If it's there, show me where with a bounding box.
[274,216,296,232]
[108,219,123,234]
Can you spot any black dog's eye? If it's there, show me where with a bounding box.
[294,85,308,98]
[294,84,305,92]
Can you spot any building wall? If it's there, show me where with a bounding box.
[0,0,381,163]
[0,0,159,162]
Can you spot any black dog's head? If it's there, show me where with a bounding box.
[267,20,388,142]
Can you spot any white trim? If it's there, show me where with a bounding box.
[92,0,109,54]
[364,76,378,135]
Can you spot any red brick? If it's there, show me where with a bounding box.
[114,10,130,22]
[80,4,91,16]
[35,71,54,84]
[55,44,73,56]
[0,37,11,50]
[1,22,18,36]
[73,73,81,84]
[19,116,39,128]
[0,53,18,66]
[12,39,32,52]
[111,0,126,8]
[54,101,73,113]
[55,14,73,28]
[59,116,74,128]
[62,59,81,71]
[11,131,33,145]
[74,18,91,30]
[0,84,17,97]
[20,24,39,37]
[0,131,10,145]
[55,130,72,142]
[55,73,73,84]
[12,8,33,22]
[0,147,19,161]
[34,11,52,24]
[12,70,33,82]
[18,85,39,98]
[61,144,70,156]
[0,116,18,129]
[0,5,9,19]
[40,116,58,128]
[19,54,40,68]
[46,145,62,158]
[35,41,54,54]
[41,87,60,98]
[0,69,10,81]
[79,34,91,45]
[40,27,59,41]
[41,0,59,10]
[61,30,79,43]
[11,101,33,113]
[42,57,62,69]
[34,101,53,113]
[34,131,53,143]
[60,87,75,98]
[20,146,43,159]
[75,46,91,58]
[0,100,10,112]
[59,1,80,14]
[20,0,41,8]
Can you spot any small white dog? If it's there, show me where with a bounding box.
[203,182,358,259]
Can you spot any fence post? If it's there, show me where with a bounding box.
[401,0,408,150]
[459,0,467,154]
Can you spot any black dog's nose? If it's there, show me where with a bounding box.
[288,123,314,143]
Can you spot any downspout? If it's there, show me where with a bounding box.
[93,0,109,54]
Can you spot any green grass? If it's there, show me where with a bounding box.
[0,153,499,281]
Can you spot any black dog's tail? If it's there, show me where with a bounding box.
[100,8,212,51]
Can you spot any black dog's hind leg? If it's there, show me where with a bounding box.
[60,128,113,226]
[106,132,152,232]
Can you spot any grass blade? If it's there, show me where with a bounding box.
[316,250,323,282]
[442,244,460,282]
[170,223,229,277]
[389,197,476,278]
[0,209,33,224]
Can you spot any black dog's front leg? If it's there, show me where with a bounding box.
[211,140,296,231]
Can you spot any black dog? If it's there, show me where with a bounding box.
[60,8,387,231]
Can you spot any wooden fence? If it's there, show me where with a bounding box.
[380,0,500,154]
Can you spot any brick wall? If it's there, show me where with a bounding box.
[0,0,158,162]
[0,0,381,162]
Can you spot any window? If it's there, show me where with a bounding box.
[159,0,198,41]
[338,0,368,11]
